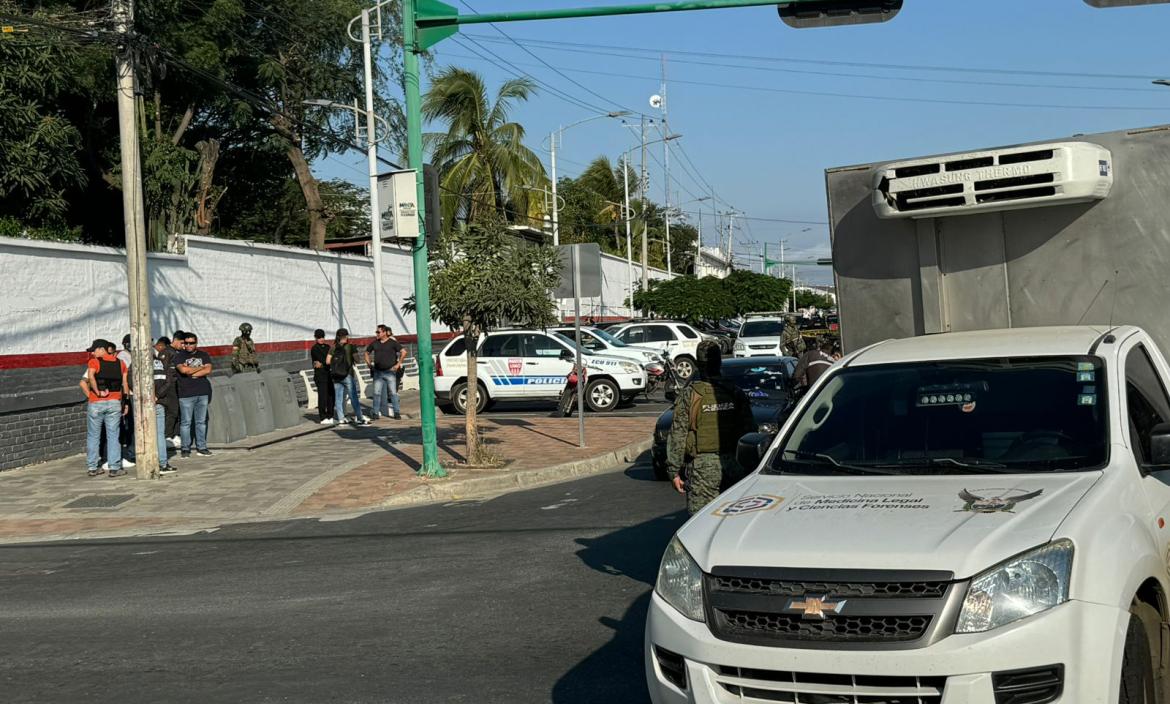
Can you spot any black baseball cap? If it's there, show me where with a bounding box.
[156,336,171,346]
[122,334,131,347]
[86,339,110,353]
[314,329,326,339]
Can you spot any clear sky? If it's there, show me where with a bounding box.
[318,0,1170,286]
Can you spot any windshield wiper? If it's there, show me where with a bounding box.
[782,450,900,476]
[998,456,1094,472]
[860,457,1016,474]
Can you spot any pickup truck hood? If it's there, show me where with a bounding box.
[679,472,1101,579]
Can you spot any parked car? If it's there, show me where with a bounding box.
[650,356,797,480]
[434,329,647,414]
[549,326,666,367]
[609,321,706,381]
[732,313,792,358]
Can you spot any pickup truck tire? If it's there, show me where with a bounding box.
[585,378,620,413]
[1120,604,1161,704]
[451,381,489,415]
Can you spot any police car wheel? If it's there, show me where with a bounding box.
[451,381,488,415]
[585,378,619,413]
[674,356,696,381]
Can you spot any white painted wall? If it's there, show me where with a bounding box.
[555,251,674,320]
[0,236,673,355]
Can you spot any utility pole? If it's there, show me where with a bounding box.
[550,128,560,246]
[694,200,702,276]
[114,0,159,479]
[623,154,633,315]
[360,8,386,325]
[640,115,649,297]
[660,55,672,278]
[725,211,736,274]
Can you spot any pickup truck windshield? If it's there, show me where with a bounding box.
[741,320,784,337]
[766,356,1108,475]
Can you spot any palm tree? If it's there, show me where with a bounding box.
[576,156,643,251]
[423,67,548,229]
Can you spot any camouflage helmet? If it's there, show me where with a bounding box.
[239,322,253,334]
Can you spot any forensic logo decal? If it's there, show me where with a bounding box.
[957,488,1044,514]
[713,495,784,517]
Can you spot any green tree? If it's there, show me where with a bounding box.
[632,269,792,321]
[423,67,548,229]
[404,216,561,464]
[795,289,835,310]
[723,269,792,316]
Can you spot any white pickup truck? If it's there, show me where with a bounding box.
[647,325,1170,704]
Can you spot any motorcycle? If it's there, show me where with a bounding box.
[555,365,583,417]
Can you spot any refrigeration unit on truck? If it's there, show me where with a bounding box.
[645,124,1170,704]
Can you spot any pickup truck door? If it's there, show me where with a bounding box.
[1121,338,1170,541]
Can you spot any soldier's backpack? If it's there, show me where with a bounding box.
[688,380,746,455]
[94,358,123,393]
[330,346,352,381]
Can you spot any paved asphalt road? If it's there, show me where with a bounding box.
[438,391,672,420]
[0,457,687,703]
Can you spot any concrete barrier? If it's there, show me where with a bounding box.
[261,369,302,429]
[207,376,246,444]
[233,373,275,436]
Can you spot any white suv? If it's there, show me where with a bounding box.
[550,326,667,368]
[733,314,790,358]
[609,321,704,380]
[434,329,646,414]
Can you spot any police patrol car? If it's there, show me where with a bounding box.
[434,329,647,414]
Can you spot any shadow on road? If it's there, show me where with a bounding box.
[552,505,686,703]
[624,455,663,484]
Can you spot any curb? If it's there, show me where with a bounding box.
[378,438,654,509]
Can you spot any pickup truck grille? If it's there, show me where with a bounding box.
[715,666,946,703]
[705,567,958,649]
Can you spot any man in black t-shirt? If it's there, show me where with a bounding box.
[310,329,335,424]
[173,333,214,458]
[365,324,407,420]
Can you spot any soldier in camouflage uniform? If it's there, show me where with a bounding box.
[666,340,757,514]
[231,323,260,374]
[781,313,806,357]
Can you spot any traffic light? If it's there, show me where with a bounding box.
[777,0,902,28]
[1084,0,1170,6]
[423,163,441,250]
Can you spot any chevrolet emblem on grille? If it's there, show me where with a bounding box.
[786,596,847,620]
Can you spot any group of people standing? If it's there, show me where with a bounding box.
[82,330,215,478]
[310,325,407,426]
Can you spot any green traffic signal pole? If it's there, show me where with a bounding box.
[403,0,800,478]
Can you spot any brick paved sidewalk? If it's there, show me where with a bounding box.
[0,392,655,544]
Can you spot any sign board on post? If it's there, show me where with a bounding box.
[376,170,421,239]
[555,243,602,299]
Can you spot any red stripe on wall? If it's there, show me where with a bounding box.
[0,332,456,371]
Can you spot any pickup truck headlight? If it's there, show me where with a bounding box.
[655,537,705,622]
[956,540,1073,634]
[620,361,641,374]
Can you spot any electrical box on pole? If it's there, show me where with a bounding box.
[777,0,902,28]
[376,170,422,239]
[423,163,442,249]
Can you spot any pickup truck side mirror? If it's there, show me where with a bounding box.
[560,349,574,362]
[737,432,772,470]
[1151,423,1170,466]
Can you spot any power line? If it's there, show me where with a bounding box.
[455,0,639,116]
[463,33,1168,83]
[441,50,1170,113]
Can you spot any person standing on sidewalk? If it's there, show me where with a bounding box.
[327,328,370,426]
[152,344,178,474]
[159,331,186,447]
[83,339,129,477]
[310,329,335,425]
[174,333,214,458]
[117,334,137,467]
[365,324,406,421]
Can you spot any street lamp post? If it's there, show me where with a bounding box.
[678,196,711,275]
[619,133,680,304]
[547,111,629,246]
[304,97,393,325]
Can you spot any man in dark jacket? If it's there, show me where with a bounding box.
[158,330,185,446]
[310,329,335,424]
[794,337,837,390]
[152,343,178,474]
